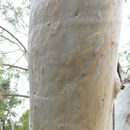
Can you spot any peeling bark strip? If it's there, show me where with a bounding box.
[29,0,123,130]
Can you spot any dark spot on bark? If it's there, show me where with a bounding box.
[93,53,95,57]
[101,54,103,57]
[34,105,37,110]
[121,85,125,90]
[80,73,86,79]
[111,41,115,45]
[31,68,33,74]
[126,114,130,124]
[102,98,104,102]
[34,91,36,95]
[75,10,79,16]
[42,68,44,75]
[47,22,51,26]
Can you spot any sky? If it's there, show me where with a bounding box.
[120,1,130,44]
[119,1,130,71]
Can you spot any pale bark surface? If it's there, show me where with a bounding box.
[115,83,130,130]
[29,0,123,130]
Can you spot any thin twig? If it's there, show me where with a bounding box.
[0,34,28,61]
[0,35,19,45]
[3,93,30,98]
[10,54,25,67]
[15,29,28,37]
[0,34,23,52]
[126,68,130,74]
[0,49,20,54]
[0,26,27,53]
[1,63,28,71]
[113,102,115,130]
[14,10,29,28]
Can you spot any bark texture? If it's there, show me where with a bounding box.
[29,0,123,130]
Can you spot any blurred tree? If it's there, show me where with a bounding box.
[0,0,30,129]
[6,110,29,130]
[18,110,29,130]
[0,79,22,130]
[0,0,30,69]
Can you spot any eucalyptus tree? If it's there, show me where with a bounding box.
[29,0,124,130]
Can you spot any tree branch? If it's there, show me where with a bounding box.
[12,54,24,66]
[14,10,29,28]
[126,67,130,74]
[0,34,19,45]
[1,64,28,71]
[0,34,24,52]
[0,26,27,53]
[3,93,30,98]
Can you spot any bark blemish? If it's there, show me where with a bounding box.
[34,105,37,110]
[42,68,44,75]
[47,22,51,26]
[126,114,130,124]
[75,10,79,17]
[32,47,37,56]
[97,55,104,76]
[31,68,33,74]
[93,32,104,56]
[111,41,118,46]
[80,73,86,79]
[30,123,33,129]
[102,98,104,102]
[49,0,58,14]
[50,20,60,36]
[34,92,36,95]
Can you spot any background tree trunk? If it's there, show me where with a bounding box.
[2,121,5,130]
[115,83,130,130]
[9,108,14,130]
[29,0,123,130]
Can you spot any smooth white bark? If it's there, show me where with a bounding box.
[29,0,123,130]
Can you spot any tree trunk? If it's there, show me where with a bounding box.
[115,83,130,130]
[29,0,123,130]
[9,108,14,130]
[2,121,5,130]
